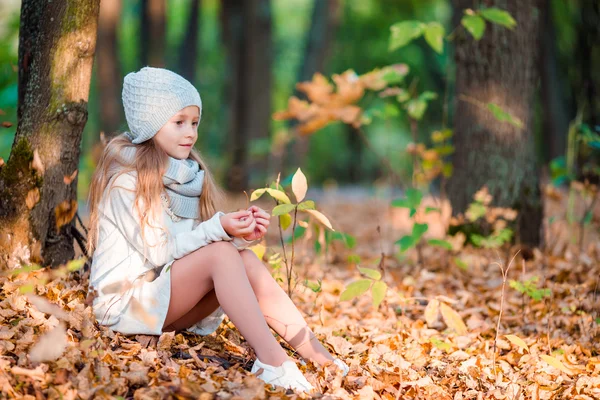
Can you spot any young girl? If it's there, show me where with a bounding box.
[87,67,348,393]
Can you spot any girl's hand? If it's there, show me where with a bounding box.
[220,210,256,238]
[242,206,271,241]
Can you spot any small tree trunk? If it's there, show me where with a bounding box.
[141,0,166,67]
[0,0,100,269]
[285,0,341,174]
[221,0,273,190]
[449,0,543,246]
[178,0,202,83]
[97,0,123,138]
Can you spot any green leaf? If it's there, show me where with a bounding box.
[266,188,292,204]
[19,284,34,294]
[272,204,296,216]
[384,103,401,118]
[340,279,372,301]
[389,21,425,51]
[430,337,451,351]
[424,22,445,54]
[358,267,381,280]
[297,200,315,211]
[466,202,487,222]
[409,207,417,218]
[583,211,593,225]
[461,13,485,40]
[347,254,361,264]
[454,257,468,271]
[425,206,440,214]
[330,231,357,249]
[487,103,524,128]
[396,235,415,252]
[304,279,322,293]
[382,69,407,85]
[412,223,428,240]
[480,7,517,29]
[435,144,455,156]
[250,188,267,201]
[407,188,423,208]
[396,90,411,103]
[371,281,387,308]
[428,239,453,250]
[406,99,428,120]
[279,213,292,230]
[67,258,86,272]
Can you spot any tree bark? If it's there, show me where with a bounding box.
[221,0,273,191]
[141,0,165,67]
[178,0,202,84]
[97,0,123,138]
[0,0,100,269]
[448,0,543,246]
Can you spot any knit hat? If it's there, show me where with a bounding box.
[122,67,202,144]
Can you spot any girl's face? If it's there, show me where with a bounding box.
[154,105,200,159]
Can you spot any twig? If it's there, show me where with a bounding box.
[492,250,520,379]
[288,206,299,297]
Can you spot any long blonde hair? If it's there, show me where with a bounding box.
[87,133,224,255]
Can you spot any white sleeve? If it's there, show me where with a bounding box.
[101,174,233,267]
[231,236,257,251]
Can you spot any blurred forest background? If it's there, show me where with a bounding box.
[0,0,596,197]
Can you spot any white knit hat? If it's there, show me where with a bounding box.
[122,67,202,144]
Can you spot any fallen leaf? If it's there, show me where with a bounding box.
[440,303,468,335]
[29,322,67,363]
[505,334,529,353]
[54,200,77,230]
[425,299,440,326]
[540,354,573,375]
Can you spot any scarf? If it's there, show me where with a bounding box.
[119,144,204,219]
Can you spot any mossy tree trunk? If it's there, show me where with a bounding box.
[0,0,100,269]
[448,0,543,246]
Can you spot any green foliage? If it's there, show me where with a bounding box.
[509,277,551,302]
[340,266,388,308]
[486,103,523,128]
[471,228,513,249]
[460,7,517,41]
[391,188,422,217]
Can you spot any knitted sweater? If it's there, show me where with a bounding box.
[89,172,254,335]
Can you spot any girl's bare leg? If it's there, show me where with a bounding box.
[162,241,289,366]
[162,289,219,332]
[239,249,335,366]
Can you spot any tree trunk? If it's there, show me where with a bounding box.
[0,0,100,269]
[540,0,568,162]
[448,0,543,246]
[141,0,165,67]
[97,0,123,138]
[178,0,202,84]
[284,0,341,174]
[221,0,273,191]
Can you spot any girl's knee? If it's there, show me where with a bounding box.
[239,249,267,275]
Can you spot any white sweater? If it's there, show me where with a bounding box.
[89,172,254,335]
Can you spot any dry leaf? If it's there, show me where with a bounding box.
[440,303,468,335]
[29,322,67,363]
[54,200,77,230]
[26,294,69,320]
[504,334,529,353]
[0,158,4,168]
[31,149,44,175]
[26,188,40,209]
[540,354,573,375]
[424,299,440,326]
[2,121,12,128]
[63,170,78,185]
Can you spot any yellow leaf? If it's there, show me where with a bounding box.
[440,303,467,335]
[424,299,440,326]
[266,188,291,204]
[54,200,77,230]
[292,168,308,202]
[505,334,529,353]
[250,244,266,260]
[540,355,572,375]
[250,188,267,201]
[306,209,334,231]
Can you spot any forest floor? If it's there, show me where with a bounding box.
[0,186,599,399]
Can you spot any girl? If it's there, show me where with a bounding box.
[87,67,348,393]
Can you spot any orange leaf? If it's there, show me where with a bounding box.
[31,149,45,175]
[54,200,77,230]
[26,188,40,209]
[63,170,78,185]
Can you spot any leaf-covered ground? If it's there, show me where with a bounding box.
[1,188,599,399]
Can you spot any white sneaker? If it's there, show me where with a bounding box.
[251,358,315,393]
[333,358,349,376]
